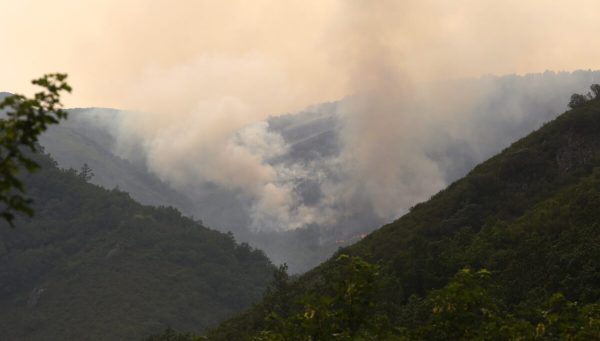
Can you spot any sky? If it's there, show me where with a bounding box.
[3,1,600,235]
[2,0,600,111]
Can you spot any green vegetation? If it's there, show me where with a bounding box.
[205,90,600,340]
[569,83,600,108]
[0,74,71,225]
[0,151,275,340]
[246,260,599,340]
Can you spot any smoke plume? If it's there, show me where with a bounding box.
[3,1,600,232]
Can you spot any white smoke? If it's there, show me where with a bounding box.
[36,1,600,234]
[100,70,600,233]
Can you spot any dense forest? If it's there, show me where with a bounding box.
[1,78,599,341]
[0,151,274,340]
[199,88,600,339]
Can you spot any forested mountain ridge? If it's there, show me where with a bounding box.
[0,152,275,340]
[206,92,600,339]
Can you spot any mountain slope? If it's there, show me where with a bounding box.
[0,152,274,340]
[206,92,600,339]
[40,108,197,214]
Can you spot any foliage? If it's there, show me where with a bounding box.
[568,83,600,108]
[253,255,389,340]
[591,84,600,98]
[568,93,589,109]
[248,261,600,340]
[407,268,600,340]
[145,327,206,341]
[0,74,71,225]
[0,152,275,340]
[77,163,94,181]
[242,260,600,340]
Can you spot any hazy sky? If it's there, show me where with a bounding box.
[1,0,600,112]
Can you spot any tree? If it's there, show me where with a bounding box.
[78,163,94,181]
[0,74,71,226]
[568,84,600,108]
[591,84,600,99]
[568,93,588,109]
[256,255,388,340]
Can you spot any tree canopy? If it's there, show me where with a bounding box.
[568,83,600,108]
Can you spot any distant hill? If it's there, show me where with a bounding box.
[0,152,274,340]
[207,89,600,339]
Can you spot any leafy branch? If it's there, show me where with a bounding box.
[0,73,71,226]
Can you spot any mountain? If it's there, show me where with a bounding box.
[39,108,198,215]
[205,90,600,339]
[38,71,600,274]
[37,104,367,273]
[0,152,274,340]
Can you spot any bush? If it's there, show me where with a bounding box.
[568,93,589,109]
[591,84,600,99]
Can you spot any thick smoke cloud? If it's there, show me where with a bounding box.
[39,70,600,273]
[3,1,600,233]
[106,70,600,235]
[108,54,336,231]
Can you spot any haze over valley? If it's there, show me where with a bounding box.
[37,70,600,272]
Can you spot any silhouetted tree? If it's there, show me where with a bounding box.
[591,84,600,99]
[78,163,94,181]
[568,93,588,109]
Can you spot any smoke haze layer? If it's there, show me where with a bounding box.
[57,71,600,236]
[2,1,600,105]
[4,3,600,235]
[39,70,600,273]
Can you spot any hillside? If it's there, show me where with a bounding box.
[39,108,198,215]
[206,91,600,339]
[0,152,275,340]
